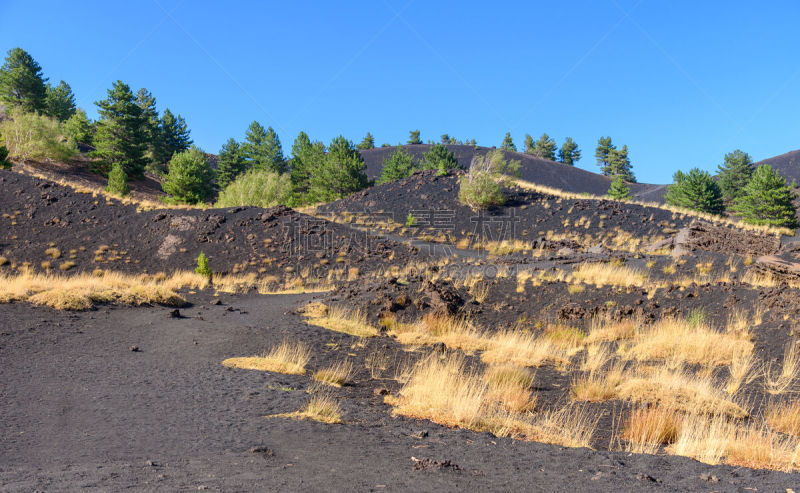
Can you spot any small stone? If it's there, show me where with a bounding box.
[130,346,139,352]
[169,309,181,318]
[145,460,158,467]
[373,388,390,396]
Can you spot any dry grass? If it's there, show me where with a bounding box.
[571,262,647,288]
[304,304,379,338]
[481,329,568,368]
[622,406,682,454]
[668,414,800,471]
[586,317,636,343]
[484,365,537,413]
[222,340,310,375]
[726,349,759,395]
[270,394,343,424]
[628,315,752,367]
[390,312,488,352]
[617,366,747,418]
[313,360,355,387]
[765,343,800,395]
[0,269,207,310]
[386,354,595,447]
[766,401,800,436]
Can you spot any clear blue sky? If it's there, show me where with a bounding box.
[2,0,799,184]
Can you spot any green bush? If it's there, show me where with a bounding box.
[195,252,212,278]
[215,170,292,208]
[458,150,520,209]
[606,175,631,200]
[0,109,77,163]
[405,213,416,227]
[105,162,130,196]
[161,148,215,204]
[0,145,11,169]
[378,147,416,184]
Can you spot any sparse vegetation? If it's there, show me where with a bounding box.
[215,169,292,208]
[222,340,310,375]
[459,149,520,209]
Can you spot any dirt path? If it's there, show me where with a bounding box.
[1,293,797,491]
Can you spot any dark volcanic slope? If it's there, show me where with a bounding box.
[360,145,667,202]
[0,169,423,279]
[756,148,800,183]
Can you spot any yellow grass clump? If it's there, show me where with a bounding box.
[766,401,800,436]
[0,269,206,310]
[313,359,355,387]
[765,343,800,395]
[304,304,379,338]
[628,315,753,367]
[386,354,595,448]
[390,312,488,352]
[571,262,647,288]
[222,340,310,375]
[622,406,682,454]
[481,329,568,368]
[269,393,343,424]
[667,414,800,471]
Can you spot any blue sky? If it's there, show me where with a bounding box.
[1,0,799,184]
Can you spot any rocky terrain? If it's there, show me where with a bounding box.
[3,166,800,491]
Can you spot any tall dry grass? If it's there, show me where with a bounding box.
[222,340,310,375]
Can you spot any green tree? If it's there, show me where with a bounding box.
[216,138,246,189]
[195,252,212,278]
[45,80,76,121]
[378,147,416,184]
[288,131,324,199]
[716,149,754,203]
[0,144,11,169]
[105,162,130,196]
[532,133,556,161]
[664,168,724,214]
[356,132,375,150]
[242,121,284,173]
[0,48,47,113]
[63,108,93,145]
[216,170,292,208]
[605,145,635,181]
[158,108,192,164]
[408,129,422,145]
[135,88,162,168]
[307,135,369,202]
[420,143,459,174]
[459,150,521,209]
[595,136,615,174]
[523,134,535,154]
[161,147,215,204]
[92,80,148,177]
[733,164,797,228]
[501,132,516,151]
[606,175,630,200]
[558,137,581,165]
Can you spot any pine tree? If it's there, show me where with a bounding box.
[605,145,635,181]
[501,132,516,151]
[408,129,422,145]
[420,143,459,174]
[716,149,754,203]
[161,147,215,204]
[0,145,11,169]
[242,121,284,173]
[595,136,616,175]
[45,80,76,121]
[288,131,324,197]
[664,168,724,214]
[606,175,630,200]
[532,133,556,161]
[105,162,130,196]
[733,164,798,228]
[523,134,535,154]
[440,134,451,144]
[0,48,47,113]
[307,136,369,202]
[135,88,162,168]
[378,147,416,184]
[558,137,581,165]
[92,80,148,177]
[158,108,192,164]
[356,132,375,150]
[216,138,245,189]
[63,108,93,145]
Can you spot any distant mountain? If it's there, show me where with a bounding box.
[358,144,667,202]
[755,149,800,184]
